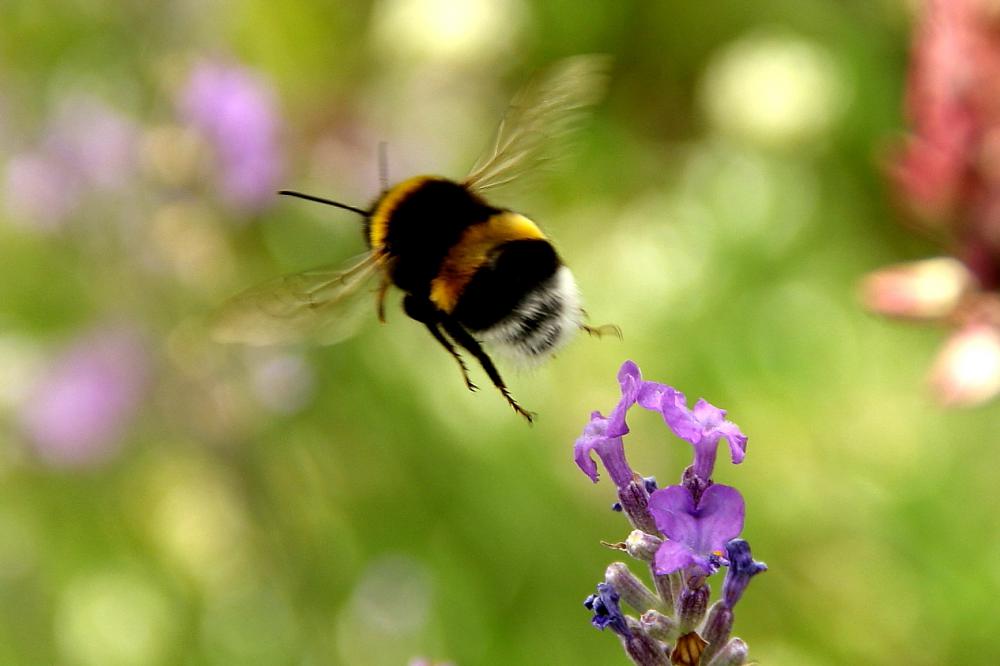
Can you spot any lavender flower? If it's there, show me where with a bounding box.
[637,384,746,481]
[647,485,745,576]
[180,60,284,212]
[19,326,148,467]
[574,360,641,487]
[577,361,763,666]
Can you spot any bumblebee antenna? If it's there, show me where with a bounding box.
[277,190,370,217]
[378,141,389,191]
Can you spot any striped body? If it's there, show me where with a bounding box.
[367,176,582,362]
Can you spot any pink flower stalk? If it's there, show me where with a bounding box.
[868,0,1000,406]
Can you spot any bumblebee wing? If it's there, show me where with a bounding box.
[463,54,610,194]
[211,252,384,346]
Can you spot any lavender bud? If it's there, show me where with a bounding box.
[617,478,659,534]
[625,530,663,562]
[649,568,676,613]
[705,638,749,666]
[677,582,710,633]
[622,617,670,666]
[722,539,767,608]
[640,609,678,643]
[699,601,734,664]
[606,562,662,613]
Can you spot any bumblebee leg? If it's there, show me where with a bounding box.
[401,294,477,392]
[582,323,622,340]
[424,323,478,392]
[439,318,535,424]
[376,276,391,323]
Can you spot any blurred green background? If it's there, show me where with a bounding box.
[1,0,995,664]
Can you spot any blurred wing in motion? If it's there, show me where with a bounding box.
[463,54,610,194]
[212,252,384,346]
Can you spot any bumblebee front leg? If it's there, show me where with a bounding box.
[402,295,477,392]
[438,317,535,424]
[376,275,391,323]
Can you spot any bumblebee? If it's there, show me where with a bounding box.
[213,56,616,422]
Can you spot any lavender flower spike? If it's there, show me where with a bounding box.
[574,360,642,488]
[648,484,745,575]
[638,383,747,481]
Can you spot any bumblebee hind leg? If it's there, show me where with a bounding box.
[582,323,622,340]
[439,317,536,424]
[424,323,478,392]
[402,294,477,392]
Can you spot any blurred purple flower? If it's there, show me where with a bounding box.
[20,327,149,467]
[648,484,745,576]
[574,360,642,488]
[637,384,746,481]
[180,60,284,212]
[3,96,138,231]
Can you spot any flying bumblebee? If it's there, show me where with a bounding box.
[213,56,617,422]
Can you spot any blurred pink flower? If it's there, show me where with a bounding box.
[20,327,149,467]
[2,96,138,231]
[868,0,1000,406]
[180,60,284,212]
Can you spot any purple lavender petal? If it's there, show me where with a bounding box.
[653,539,699,575]
[573,411,605,483]
[648,484,745,575]
[692,398,725,428]
[692,485,745,556]
[640,382,703,442]
[715,421,748,464]
[20,327,148,467]
[607,360,642,436]
[648,485,697,541]
[574,411,633,488]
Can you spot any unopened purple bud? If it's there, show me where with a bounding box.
[722,539,767,608]
[622,617,670,666]
[584,582,630,638]
[677,582,710,634]
[643,476,658,493]
[612,501,624,512]
[640,610,677,643]
[700,602,735,665]
[617,477,659,535]
[625,530,663,562]
[705,638,748,666]
[606,562,662,613]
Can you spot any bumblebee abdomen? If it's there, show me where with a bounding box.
[453,240,583,362]
[368,177,498,295]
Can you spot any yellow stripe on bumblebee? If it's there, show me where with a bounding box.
[430,211,546,313]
